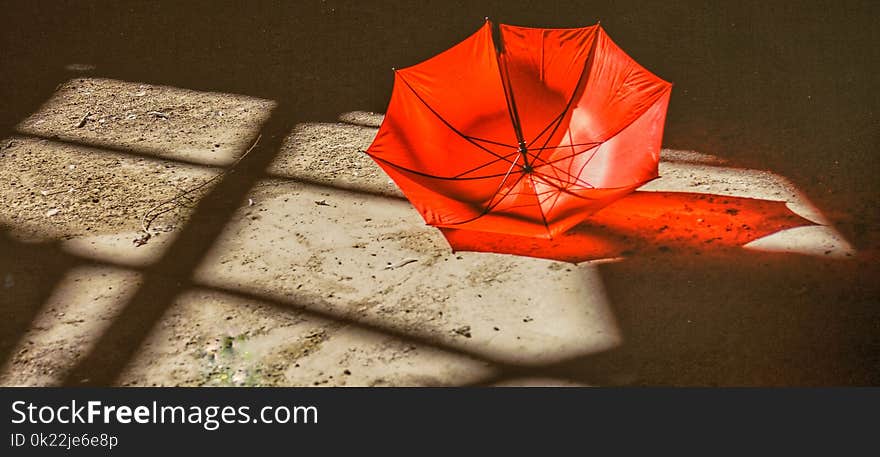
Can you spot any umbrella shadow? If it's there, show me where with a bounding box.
[440,190,816,262]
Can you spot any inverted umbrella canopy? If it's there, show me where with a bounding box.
[366,20,672,239]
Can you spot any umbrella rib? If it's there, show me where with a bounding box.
[498,61,527,149]
[573,145,602,187]
[566,129,578,186]
[536,144,597,165]
[533,161,589,189]
[553,128,596,190]
[539,190,564,223]
[528,146,598,188]
[533,80,672,166]
[521,142,600,188]
[481,152,523,212]
[526,110,566,148]
[483,171,529,214]
[546,188,564,219]
[528,174,553,237]
[533,143,601,174]
[453,149,520,179]
[367,152,514,181]
[560,85,670,159]
[531,173,601,201]
[465,136,517,148]
[440,164,528,227]
[536,85,671,185]
[538,190,557,205]
[528,141,601,151]
[490,23,528,150]
[505,187,557,198]
[396,74,520,167]
[542,131,572,220]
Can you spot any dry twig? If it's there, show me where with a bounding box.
[75,112,92,128]
[135,134,262,246]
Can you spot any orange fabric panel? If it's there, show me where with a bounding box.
[366,20,672,240]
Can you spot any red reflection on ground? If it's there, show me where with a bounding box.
[440,191,816,263]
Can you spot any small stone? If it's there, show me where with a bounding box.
[45,208,60,217]
[452,325,472,338]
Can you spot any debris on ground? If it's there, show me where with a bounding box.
[383,258,418,270]
[74,112,91,128]
[133,232,151,247]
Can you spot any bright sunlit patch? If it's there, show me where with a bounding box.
[0,135,218,241]
[744,226,856,258]
[16,77,275,167]
[61,231,177,268]
[190,174,622,373]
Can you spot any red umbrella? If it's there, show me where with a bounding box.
[367,20,672,239]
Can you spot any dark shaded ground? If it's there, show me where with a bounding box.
[3,0,876,247]
[1,0,877,385]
